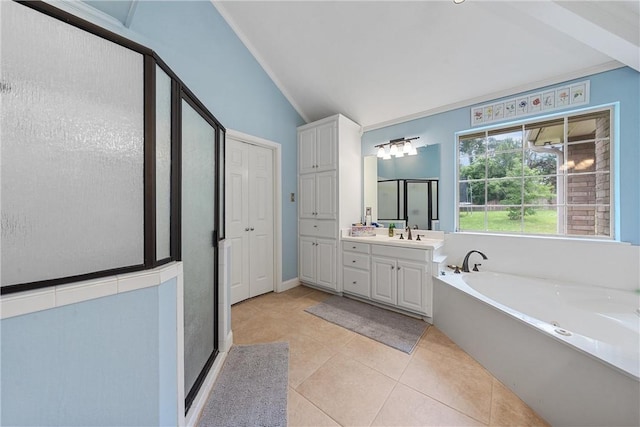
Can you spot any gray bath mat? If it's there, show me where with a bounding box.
[305,296,427,353]
[197,342,288,427]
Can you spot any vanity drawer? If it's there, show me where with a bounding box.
[371,244,430,262]
[343,267,370,298]
[343,252,370,269]
[342,241,370,254]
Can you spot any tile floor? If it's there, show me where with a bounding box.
[231,286,549,427]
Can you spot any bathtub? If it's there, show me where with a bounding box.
[434,271,640,427]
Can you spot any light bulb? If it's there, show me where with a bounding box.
[383,151,391,160]
[395,151,404,158]
[389,144,398,156]
[409,146,418,156]
[403,141,412,153]
[377,146,385,158]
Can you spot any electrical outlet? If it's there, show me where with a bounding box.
[290,193,295,202]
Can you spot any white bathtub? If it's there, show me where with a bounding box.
[434,271,640,427]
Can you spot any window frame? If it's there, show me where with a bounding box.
[456,104,615,240]
[1,1,226,294]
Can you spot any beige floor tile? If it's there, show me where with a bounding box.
[490,379,549,427]
[297,353,396,427]
[282,285,317,299]
[230,301,261,329]
[232,313,291,345]
[339,334,412,380]
[399,346,493,424]
[288,387,340,427]
[372,383,484,427]
[282,332,339,388]
[417,326,462,356]
[295,312,358,348]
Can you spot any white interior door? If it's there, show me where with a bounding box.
[248,145,274,296]
[226,139,250,304]
[226,137,274,304]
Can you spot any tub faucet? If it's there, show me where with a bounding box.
[462,250,488,272]
[406,226,413,240]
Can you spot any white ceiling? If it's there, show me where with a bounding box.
[214,0,639,130]
[83,0,640,131]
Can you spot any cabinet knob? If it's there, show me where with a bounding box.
[391,266,395,270]
[245,227,250,231]
[352,281,357,284]
[314,225,318,228]
[250,227,255,231]
[397,266,401,270]
[352,246,356,249]
[352,260,356,263]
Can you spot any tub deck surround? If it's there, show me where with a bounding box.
[435,271,640,427]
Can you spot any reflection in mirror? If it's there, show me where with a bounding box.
[378,179,439,230]
[364,144,441,229]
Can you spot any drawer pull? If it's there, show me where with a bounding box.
[352,260,356,263]
[352,281,357,284]
[352,246,356,249]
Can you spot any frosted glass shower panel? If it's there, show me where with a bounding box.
[0,1,144,286]
[378,181,403,220]
[181,100,217,396]
[156,66,172,260]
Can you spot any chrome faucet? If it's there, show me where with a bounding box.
[406,226,413,240]
[462,250,488,272]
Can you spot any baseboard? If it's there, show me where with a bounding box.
[183,330,233,426]
[278,277,300,292]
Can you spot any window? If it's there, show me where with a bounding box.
[457,107,613,238]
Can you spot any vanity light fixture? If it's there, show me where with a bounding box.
[374,137,420,160]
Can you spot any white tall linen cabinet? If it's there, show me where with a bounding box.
[297,114,362,292]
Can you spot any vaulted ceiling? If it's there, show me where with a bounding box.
[85,0,639,130]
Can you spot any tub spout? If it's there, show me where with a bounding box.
[462,250,488,272]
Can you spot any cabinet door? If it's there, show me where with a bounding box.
[315,122,336,171]
[299,127,316,174]
[298,174,316,218]
[315,171,336,219]
[371,257,397,305]
[397,260,426,313]
[343,266,370,298]
[316,238,337,291]
[299,237,316,284]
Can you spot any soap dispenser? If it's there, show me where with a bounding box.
[365,207,372,226]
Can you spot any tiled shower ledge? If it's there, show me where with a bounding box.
[0,263,180,320]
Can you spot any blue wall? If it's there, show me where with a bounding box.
[119,1,305,280]
[363,67,640,245]
[0,279,178,426]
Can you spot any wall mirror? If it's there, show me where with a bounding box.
[364,144,441,230]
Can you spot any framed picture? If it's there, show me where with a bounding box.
[542,91,555,110]
[493,103,504,120]
[483,105,493,121]
[570,83,586,104]
[472,107,484,124]
[505,100,516,117]
[556,87,570,107]
[529,94,542,112]
[470,80,589,127]
[516,97,528,114]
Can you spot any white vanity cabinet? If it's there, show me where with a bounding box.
[298,114,361,293]
[342,242,371,298]
[341,238,435,317]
